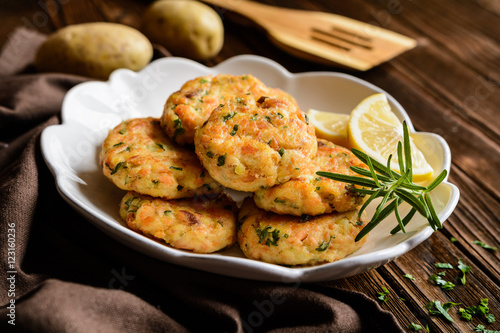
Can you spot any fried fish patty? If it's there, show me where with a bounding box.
[237,198,367,266]
[160,74,296,145]
[100,117,222,199]
[120,191,238,253]
[253,139,366,216]
[194,95,317,192]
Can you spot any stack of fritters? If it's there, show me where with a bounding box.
[99,117,238,253]
[100,74,368,264]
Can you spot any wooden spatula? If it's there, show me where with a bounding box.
[204,0,417,70]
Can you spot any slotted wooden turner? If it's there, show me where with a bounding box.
[204,0,417,70]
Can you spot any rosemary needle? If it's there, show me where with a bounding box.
[317,121,447,241]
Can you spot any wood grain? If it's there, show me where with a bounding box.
[2,0,499,331]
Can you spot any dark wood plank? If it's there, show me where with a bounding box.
[1,1,499,332]
[380,232,500,332]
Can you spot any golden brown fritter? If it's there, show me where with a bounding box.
[160,74,296,145]
[194,95,317,192]
[253,139,366,216]
[100,117,222,199]
[120,191,238,253]
[237,198,367,266]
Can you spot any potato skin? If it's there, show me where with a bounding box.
[141,0,224,60]
[35,22,153,80]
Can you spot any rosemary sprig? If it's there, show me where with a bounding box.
[317,121,447,241]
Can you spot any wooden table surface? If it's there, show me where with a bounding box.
[2,1,499,332]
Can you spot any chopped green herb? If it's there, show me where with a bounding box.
[474,324,500,333]
[299,214,310,223]
[283,234,289,238]
[217,154,226,166]
[113,142,124,147]
[251,114,258,121]
[450,237,458,243]
[473,240,499,251]
[377,287,390,302]
[152,180,159,186]
[108,162,125,175]
[459,299,492,322]
[315,235,335,252]
[230,124,239,136]
[278,148,285,157]
[173,127,185,139]
[457,258,471,285]
[409,322,423,331]
[425,300,460,322]
[173,118,182,128]
[403,274,416,281]
[118,128,126,134]
[277,112,284,119]
[206,151,214,158]
[156,143,165,151]
[459,307,473,321]
[200,78,208,84]
[223,112,237,122]
[256,226,280,246]
[355,220,364,226]
[164,210,172,216]
[429,274,455,290]
[274,198,286,204]
[435,263,454,269]
[265,116,272,123]
[316,187,321,191]
[236,97,243,103]
[170,166,183,171]
[124,196,141,213]
[173,118,185,141]
[304,113,309,125]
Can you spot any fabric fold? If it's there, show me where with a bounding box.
[0,27,403,333]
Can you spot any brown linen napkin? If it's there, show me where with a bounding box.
[0,27,404,333]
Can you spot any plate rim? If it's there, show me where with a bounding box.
[40,54,460,282]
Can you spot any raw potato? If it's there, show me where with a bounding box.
[141,0,224,60]
[35,22,153,80]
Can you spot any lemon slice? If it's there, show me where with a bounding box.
[347,93,434,182]
[307,109,349,147]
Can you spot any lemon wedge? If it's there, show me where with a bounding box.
[347,93,434,182]
[307,109,349,147]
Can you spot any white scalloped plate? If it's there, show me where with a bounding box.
[41,55,459,283]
